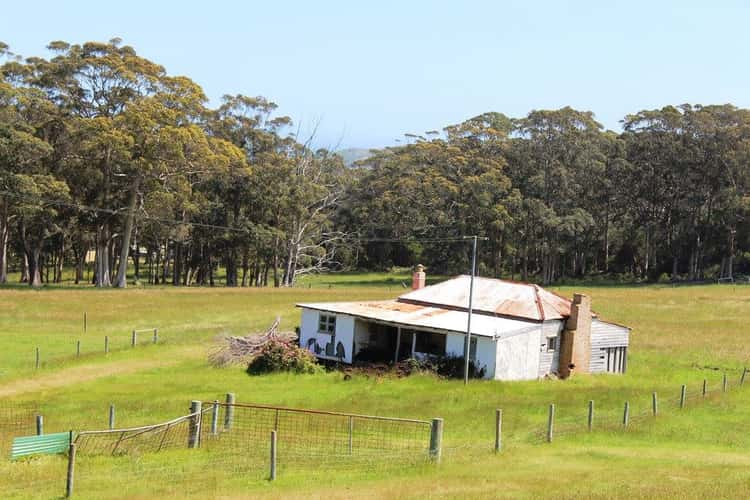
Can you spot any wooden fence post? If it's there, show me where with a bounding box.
[188,400,202,449]
[131,330,137,347]
[622,402,629,427]
[429,418,443,463]
[680,385,687,409]
[153,329,158,344]
[741,368,747,386]
[83,312,87,334]
[36,415,43,435]
[547,404,555,443]
[35,347,40,369]
[224,393,235,430]
[587,400,594,431]
[76,340,81,358]
[211,400,219,435]
[652,392,658,416]
[269,430,277,481]
[104,336,109,354]
[702,379,707,397]
[109,404,115,430]
[494,409,502,452]
[723,373,728,393]
[65,439,76,498]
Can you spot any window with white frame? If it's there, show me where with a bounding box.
[547,336,557,352]
[318,314,336,334]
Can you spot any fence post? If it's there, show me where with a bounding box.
[83,311,87,334]
[153,329,158,344]
[131,330,137,347]
[680,384,687,409]
[224,393,235,430]
[269,430,277,481]
[211,400,219,435]
[76,340,81,357]
[429,418,443,463]
[546,404,555,443]
[723,373,728,393]
[188,400,202,449]
[104,336,109,354]
[702,379,707,397]
[652,392,658,416]
[36,415,44,435]
[741,368,747,386]
[494,409,502,452]
[348,416,354,455]
[109,404,115,430]
[587,400,594,431]
[35,347,40,369]
[66,438,76,498]
[622,402,629,427]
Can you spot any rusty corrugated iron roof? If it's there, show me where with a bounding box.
[397,275,572,321]
[296,300,537,338]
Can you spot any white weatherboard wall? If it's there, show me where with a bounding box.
[299,309,355,363]
[590,319,630,373]
[445,333,496,379]
[495,329,542,381]
[538,320,564,377]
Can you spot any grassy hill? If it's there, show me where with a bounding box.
[2,275,750,498]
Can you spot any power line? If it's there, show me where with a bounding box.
[0,189,489,244]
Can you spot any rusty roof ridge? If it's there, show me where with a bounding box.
[531,284,546,321]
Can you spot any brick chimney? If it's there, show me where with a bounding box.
[558,293,592,378]
[412,264,426,290]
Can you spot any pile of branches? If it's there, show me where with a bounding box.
[208,317,297,367]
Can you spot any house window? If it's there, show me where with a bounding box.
[414,332,446,356]
[318,314,336,334]
[547,337,557,352]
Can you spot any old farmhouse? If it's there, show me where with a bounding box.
[297,267,630,380]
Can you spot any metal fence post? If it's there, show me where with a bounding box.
[623,401,630,427]
[269,430,277,481]
[109,404,115,430]
[36,415,43,435]
[188,400,202,449]
[652,392,658,416]
[680,385,687,409]
[211,400,219,435]
[429,418,443,463]
[587,400,594,431]
[546,404,555,443]
[66,439,76,498]
[494,409,502,452]
[224,393,235,430]
[741,367,748,386]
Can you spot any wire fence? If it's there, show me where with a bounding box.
[2,370,748,498]
[0,402,39,458]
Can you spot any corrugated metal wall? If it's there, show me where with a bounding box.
[538,321,564,378]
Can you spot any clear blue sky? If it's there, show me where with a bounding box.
[3,1,749,148]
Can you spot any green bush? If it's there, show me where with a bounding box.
[247,339,321,375]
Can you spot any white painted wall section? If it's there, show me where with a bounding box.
[494,329,542,381]
[299,308,355,363]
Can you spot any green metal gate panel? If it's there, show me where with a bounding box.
[11,431,71,460]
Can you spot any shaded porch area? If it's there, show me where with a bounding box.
[352,320,451,363]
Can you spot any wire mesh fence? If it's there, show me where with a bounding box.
[2,370,748,498]
[0,401,39,458]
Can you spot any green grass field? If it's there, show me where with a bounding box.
[2,274,750,498]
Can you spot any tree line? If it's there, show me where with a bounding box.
[1,40,748,287]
